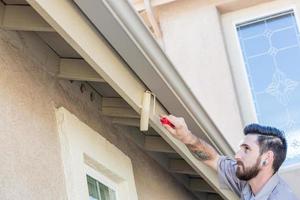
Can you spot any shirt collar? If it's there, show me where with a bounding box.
[242,173,280,200]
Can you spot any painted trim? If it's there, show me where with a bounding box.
[56,107,138,200]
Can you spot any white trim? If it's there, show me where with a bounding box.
[222,0,300,125]
[227,5,298,27]
[56,107,138,200]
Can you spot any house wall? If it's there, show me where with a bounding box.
[157,0,300,197]
[0,29,197,200]
[158,1,244,151]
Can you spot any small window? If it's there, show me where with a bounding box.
[85,164,118,200]
[236,10,300,166]
[87,175,117,200]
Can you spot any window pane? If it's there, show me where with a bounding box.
[87,175,100,200]
[87,175,116,200]
[237,11,300,166]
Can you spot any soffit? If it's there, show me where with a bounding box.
[37,32,81,58]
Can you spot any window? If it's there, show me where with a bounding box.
[85,164,117,200]
[236,10,300,166]
[87,175,116,200]
[222,1,300,167]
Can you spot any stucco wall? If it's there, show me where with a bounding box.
[157,0,300,197]
[158,1,244,151]
[0,29,197,200]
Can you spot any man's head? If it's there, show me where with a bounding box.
[234,123,287,181]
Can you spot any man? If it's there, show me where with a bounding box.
[161,115,298,200]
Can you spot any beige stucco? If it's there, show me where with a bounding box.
[0,29,197,200]
[158,0,244,151]
[157,0,300,198]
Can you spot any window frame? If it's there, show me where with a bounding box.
[222,0,300,171]
[85,164,119,200]
[55,107,138,200]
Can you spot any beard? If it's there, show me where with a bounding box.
[236,157,261,181]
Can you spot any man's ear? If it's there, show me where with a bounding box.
[263,151,274,166]
[267,151,274,161]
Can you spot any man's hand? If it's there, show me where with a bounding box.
[160,114,220,171]
[160,115,197,145]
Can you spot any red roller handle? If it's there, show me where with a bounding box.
[160,117,175,128]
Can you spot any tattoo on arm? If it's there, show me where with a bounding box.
[185,136,219,170]
[187,145,211,161]
[186,139,214,161]
[191,149,211,160]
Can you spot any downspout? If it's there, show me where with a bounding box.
[143,0,164,47]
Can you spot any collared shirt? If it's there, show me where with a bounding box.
[217,156,299,200]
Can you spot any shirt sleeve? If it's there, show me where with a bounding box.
[217,156,245,197]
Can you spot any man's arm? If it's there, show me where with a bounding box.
[186,134,220,171]
[161,115,220,171]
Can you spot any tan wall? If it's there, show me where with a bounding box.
[157,0,300,197]
[158,1,244,151]
[0,29,197,200]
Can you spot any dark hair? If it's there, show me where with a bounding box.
[243,123,287,173]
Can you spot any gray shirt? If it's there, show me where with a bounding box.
[217,156,298,200]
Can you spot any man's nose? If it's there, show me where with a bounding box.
[234,150,242,160]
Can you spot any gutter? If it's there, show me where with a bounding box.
[73,0,234,156]
[27,0,238,198]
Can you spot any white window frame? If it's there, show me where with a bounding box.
[55,107,138,200]
[222,0,300,171]
[85,164,119,200]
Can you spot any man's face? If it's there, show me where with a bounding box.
[235,134,262,181]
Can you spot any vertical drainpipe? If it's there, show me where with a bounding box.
[143,0,164,47]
